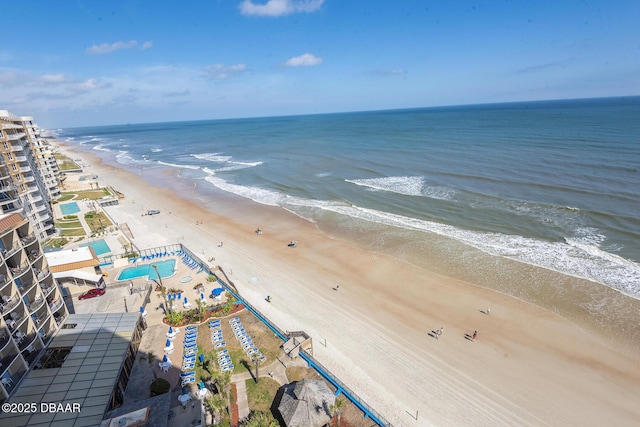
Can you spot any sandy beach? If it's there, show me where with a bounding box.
[59,145,640,426]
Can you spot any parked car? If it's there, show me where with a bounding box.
[147,209,160,215]
[78,288,106,300]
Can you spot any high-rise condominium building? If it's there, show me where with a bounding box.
[0,212,68,400]
[0,110,58,241]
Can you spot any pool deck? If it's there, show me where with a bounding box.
[53,194,123,259]
[116,259,177,282]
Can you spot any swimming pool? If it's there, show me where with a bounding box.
[81,239,111,256]
[60,202,80,215]
[116,259,176,281]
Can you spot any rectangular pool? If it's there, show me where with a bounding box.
[60,202,80,215]
[116,259,176,281]
[81,239,111,256]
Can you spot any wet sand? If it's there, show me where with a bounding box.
[59,143,640,426]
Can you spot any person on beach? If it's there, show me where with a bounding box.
[472,330,477,340]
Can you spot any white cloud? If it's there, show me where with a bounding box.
[204,64,247,80]
[86,40,138,55]
[70,78,111,93]
[371,68,407,76]
[40,73,66,84]
[140,40,153,50]
[239,0,324,17]
[0,71,19,87]
[285,53,323,67]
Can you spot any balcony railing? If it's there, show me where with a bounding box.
[49,299,63,313]
[28,296,45,313]
[1,295,20,313]
[3,242,23,258]
[6,132,26,141]
[0,274,9,289]
[9,261,30,277]
[20,234,36,246]
[0,122,22,130]
[40,283,55,297]
[0,331,9,350]
[34,268,49,280]
[33,311,48,327]
[6,312,25,331]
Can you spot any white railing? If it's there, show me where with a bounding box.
[49,299,63,313]
[6,132,25,141]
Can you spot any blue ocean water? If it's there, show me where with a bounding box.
[59,97,640,299]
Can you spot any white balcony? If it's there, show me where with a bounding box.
[6,132,25,141]
[0,123,22,130]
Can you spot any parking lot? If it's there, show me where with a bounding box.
[68,283,148,315]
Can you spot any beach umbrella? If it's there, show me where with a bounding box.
[139,306,144,313]
[167,293,172,301]
[178,292,182,300]
[212,288,223,297]
[199,353,205,364]
[183,297,188,304]
[200,292,205,300]
[165,339,171,347]
[169,326,174,334]
[163,354,168,363]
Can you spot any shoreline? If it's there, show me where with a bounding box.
[57,142,640,426]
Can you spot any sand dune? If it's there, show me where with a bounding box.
[59,144,640,426]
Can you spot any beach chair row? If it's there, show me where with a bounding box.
[209,321,234,372]
[182,326,198,374]
[181,253,202,271]
[230,318,266,362]
[180,371,195,386]
[130,250,179,263]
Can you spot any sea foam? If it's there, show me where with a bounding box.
[347,176,455,200]
[157,160,200,170]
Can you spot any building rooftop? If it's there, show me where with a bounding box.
[45,247,100,273]
[0,313,141,427]
[0,213,26,233]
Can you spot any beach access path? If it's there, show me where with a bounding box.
[60,144,640,427]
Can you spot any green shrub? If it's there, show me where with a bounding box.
[165,311,184,325]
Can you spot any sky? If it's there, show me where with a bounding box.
[1,0,639,128]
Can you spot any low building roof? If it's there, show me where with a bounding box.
[0,313,141,427]
[45,246,100,272]
[278,379,335,427]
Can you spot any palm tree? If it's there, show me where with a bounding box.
[152,264,171,314]
[215,371,232,419]
[196,298,204,322]
[139,351,157,380]
[206,394,226,423]
[251,353,260,383]
[244,410,278,426]
[329,397,346,427]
